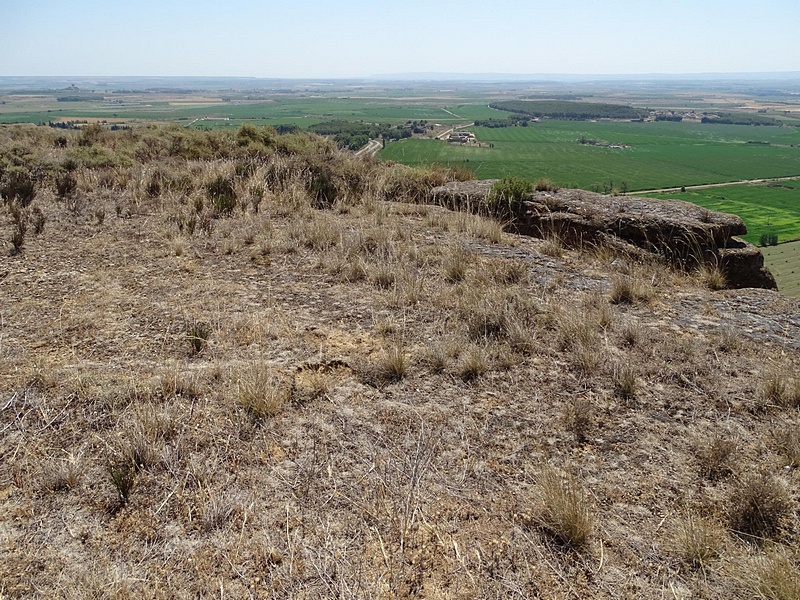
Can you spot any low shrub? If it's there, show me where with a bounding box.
[0,166,36,206]
[55,170,77,198]
[206,174,237,216]
[487,177,532,216]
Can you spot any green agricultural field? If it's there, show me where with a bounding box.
[642,183,800,245]
[0,96,493,127]
[763,240,800,297]
[380,120,800,191]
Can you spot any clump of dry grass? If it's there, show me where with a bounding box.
[186,318,212,355]
[458,344,489,381]
[696,434,737,480]
[773,425,800,468]
[739,549,800,600]
[361,345,409,385]
[237,364,289,420]
[760,370,800,409]
[556,310,604,375]
[671,512,724,569]
[618,319,641,347]
[107,461,136,506]
[376,345,409,382]
[698,264,727,290]
[563,396,593,443]
[535,466,593,550]
[727,472,791,540]
[539,235,564,257]
[609,274,653,304]
[442,244,473,283]
[534,177,559,192]
[42,456,80,492]
[489,258,529,285]
[613,364,638,401]
[369,262,396,289]
[201,493,237,532]
[420,341,449,374]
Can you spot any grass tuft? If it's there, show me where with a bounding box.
[741,549,800,600]
[696,435,736,480]
[609,275,653,304]
[237,365,288,420]
[671,513,723,569]
[727,472,791,540]
[535,466,593,550]
[186,319,212,355]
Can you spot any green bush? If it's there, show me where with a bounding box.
[490,177,533,204]
[759,232,779,247]
[488,177,533,217]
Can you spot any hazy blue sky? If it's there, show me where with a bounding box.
[2,0,798,77]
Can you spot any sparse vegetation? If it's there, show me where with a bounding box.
[1,122,798,598]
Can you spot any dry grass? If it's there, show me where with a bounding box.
[609,273,653,304]
[535,466,594,550]
[613,363,638,401]
[727,472,792,540]
[696,434,737,480]
[761,370,800,409]
[237,364,288,420]
[738,548,800,600]
[1,124,799,599]
[671,513,725,569]
[773,425,800,467]
[458,344,489,381]
[563,395,593,443]
[698,264,727,290]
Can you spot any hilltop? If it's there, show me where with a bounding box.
[1,124,799,598]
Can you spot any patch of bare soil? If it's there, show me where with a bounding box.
[1,152,799,598]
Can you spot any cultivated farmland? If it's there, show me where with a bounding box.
[763,240,800,297]
[380,120,800,192]
[642,182,800,246]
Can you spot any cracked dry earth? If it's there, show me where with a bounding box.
[1,188,799,599]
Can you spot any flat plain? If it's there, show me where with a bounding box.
[380,120,800,192]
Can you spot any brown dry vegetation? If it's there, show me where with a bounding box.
[1,124,799,598]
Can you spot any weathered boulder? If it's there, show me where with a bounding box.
[429,181,777,290]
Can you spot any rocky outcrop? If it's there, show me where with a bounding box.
[429,181,777,290]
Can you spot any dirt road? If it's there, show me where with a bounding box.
[354,139,383,158]
[634,175,800,195]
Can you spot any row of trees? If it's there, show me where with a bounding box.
[490,100,647,121]
[701,113,781,126]
[308,120,420,151]
[474,115,531,128]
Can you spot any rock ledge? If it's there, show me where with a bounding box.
[430,181,777,290]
